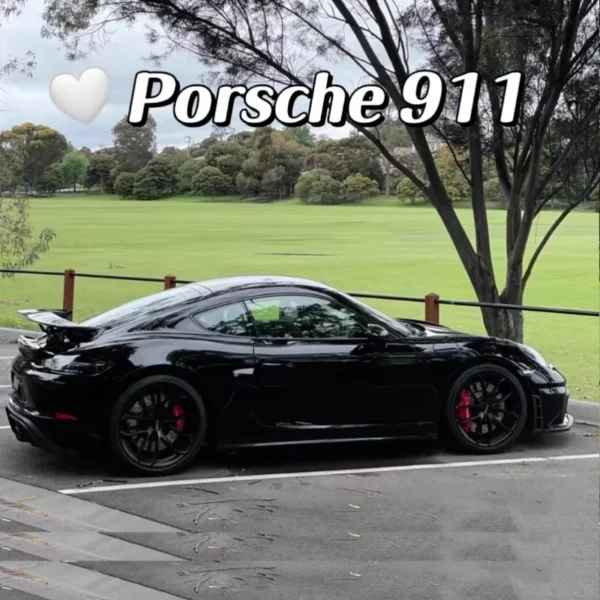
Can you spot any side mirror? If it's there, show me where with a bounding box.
[366,324,389,340]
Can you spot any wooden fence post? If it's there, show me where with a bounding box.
[425,293,440,324]
[164,274,177,290]
[63,269,76,321]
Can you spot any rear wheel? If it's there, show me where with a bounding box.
[109,375,207,476]
[445,364,527,454]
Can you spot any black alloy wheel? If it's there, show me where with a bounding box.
[110,375,207,475]
[445,364,527,454]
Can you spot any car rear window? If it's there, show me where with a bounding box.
[80,285,203,329]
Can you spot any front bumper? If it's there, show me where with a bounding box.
[544,412,574,432]
[530,383,573,433]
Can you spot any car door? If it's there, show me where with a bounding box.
[247,291,422,432]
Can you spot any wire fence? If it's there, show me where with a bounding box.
[1,268,598,323]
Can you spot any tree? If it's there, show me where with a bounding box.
[0,131,24,194]
[105,166,121,195]
[342,173,380,203]
[204,140,247,179]
[159,146,190,172]
[42,0,600,342]
[114,172,136,198]
[133,156,177,200]
[236,129,306,198]
[307,137,385,188]
[296,169,343,204]
[86,152,116,192]
[178,158,205,192]
[112,114,157,171]
[0,197,55,273]
[0,3,54,274]
[60,150,89,192]
[235,172,262,197]
[192,166,233,196]
[190,136,219,158]
[396,177,426,204]
[398,145,469,202]
[283,125,316,147]
[38,163,63,193]
[147,156,178,193]
[0,123,67,190]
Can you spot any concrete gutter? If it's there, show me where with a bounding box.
[1,327,597,425]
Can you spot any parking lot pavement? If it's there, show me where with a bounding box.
[0,341,598,599]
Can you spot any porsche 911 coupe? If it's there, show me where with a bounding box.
[6,275,573,475]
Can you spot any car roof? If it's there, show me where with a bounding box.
[190,275,336,296]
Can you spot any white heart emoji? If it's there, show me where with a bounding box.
[49,67,110,125]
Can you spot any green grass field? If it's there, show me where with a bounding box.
[1,194,598,400]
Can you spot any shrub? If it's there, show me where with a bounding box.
[294,169,336,203]
[133,167,159,200]
[295,169,345,204]
[178,158,204,192]
[396,177,427,204]
[341,173,379,203]
[192,166,233,196]
[236,172,262,197]
[310,176,344,204]
[114,172,136,198]
[132,157,177,200]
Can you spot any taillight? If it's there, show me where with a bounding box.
[45,355,113,375]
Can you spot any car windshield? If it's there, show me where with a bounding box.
[340,293,423,336]
[80,285,203,329]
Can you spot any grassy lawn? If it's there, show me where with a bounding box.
[1,194,598,400]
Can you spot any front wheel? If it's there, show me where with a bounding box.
[445,364,528,454]
[109,375,207,476]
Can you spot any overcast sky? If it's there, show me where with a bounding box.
[0,0,420,150]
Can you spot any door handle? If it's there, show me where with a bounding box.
[260,362,294,368]
[351,343,376,356]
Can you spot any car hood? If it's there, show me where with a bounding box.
[396,318,494,341]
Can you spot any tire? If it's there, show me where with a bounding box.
[444,364,527,455]
[109,375,207,476]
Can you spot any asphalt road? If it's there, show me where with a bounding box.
[0,342,598,600]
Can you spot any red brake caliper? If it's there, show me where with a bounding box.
[172,404,186,432]
[457,388,474,433]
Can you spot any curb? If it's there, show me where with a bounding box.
[569,399,599,427]
[0,327,35,342]
[0,326,598,426]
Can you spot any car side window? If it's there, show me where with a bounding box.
[246,295,368,339]
[193,302,254,337]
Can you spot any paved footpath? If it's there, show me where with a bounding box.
[0,342,598,600]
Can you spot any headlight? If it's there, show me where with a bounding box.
[46,355,113,375]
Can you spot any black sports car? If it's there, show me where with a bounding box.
[6,275,573,475]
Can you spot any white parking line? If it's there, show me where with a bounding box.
[59,453,599,495]
[0,385,10,389]
[0,426,11,430]
[0,357,15,360]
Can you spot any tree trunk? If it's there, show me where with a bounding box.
[482,305,524,342]
[471,265,525,343]
[385,163,391,195]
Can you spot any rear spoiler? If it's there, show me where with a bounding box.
[18,309,99,343]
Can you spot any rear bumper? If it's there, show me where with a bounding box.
[5,394,85,449]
